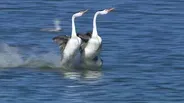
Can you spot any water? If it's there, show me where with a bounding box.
[0,0,184,102]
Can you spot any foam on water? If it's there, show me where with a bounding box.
[23,52,61,68]
[0,42,61,68]
[0,43,24,68]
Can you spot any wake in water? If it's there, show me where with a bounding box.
[0,42,101,69]
[0,42,102,80]
[0,42,61,68]
[0,43,23,68]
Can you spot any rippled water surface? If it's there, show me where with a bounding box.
[0,0,184,102]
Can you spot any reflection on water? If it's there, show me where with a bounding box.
[59,61,102,80]
[54,53,103,80]
[63,70,102,80]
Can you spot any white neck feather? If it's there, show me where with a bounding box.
[92,11,100,37]
[71,16,77,37]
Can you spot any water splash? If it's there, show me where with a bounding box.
[23,52,61,68]
[0,43,24,68]
[0,42,61,68]
[0,42,102,81]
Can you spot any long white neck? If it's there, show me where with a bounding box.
[71,16,77,37]
[92,11,100,37]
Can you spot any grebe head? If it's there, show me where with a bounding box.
[73,9,88,17]
[99,8,114,15]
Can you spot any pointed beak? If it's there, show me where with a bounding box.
[107,8,115,12]
[81,9,88,14]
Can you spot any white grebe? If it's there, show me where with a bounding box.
[82,8,114,63]
[60,10,88,66]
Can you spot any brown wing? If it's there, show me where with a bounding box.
[52,31,92,51]
[52,35,70,51]
[77,31,92,42]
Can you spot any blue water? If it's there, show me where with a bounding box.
[0,0,184,102]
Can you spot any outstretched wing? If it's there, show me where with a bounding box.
[52,31,92,52]
[52,35,70,51]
